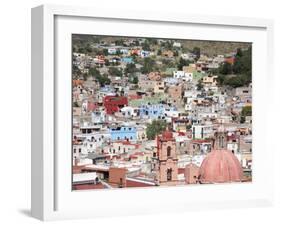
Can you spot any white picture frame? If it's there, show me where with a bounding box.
[31,4,274,221]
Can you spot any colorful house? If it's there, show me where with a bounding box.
[139,104,165,119]
[109,126,137,141]
[103,96,128,114]
[121,57,134,64]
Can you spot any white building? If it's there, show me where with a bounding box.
[120,106,138,118]
[192,124,213,139]
[180,53,190,60]
[92,110,106,124]
[173,42,181,48]
[173,71,193,82]
[108,48,117,54]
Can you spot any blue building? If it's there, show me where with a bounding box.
[121,57,134,64]
[139,104,165,119]
[109,126,137,141]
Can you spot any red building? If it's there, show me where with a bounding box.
[103,95,128,114]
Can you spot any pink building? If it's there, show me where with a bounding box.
[185,163,199,184]
[155,130,178,185]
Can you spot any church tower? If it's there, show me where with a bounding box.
[155,130,178,185]
[213,125,228,150]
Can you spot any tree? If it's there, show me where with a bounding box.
[78,47,86,53]
[89,67,100,77]
[142,40,151,51]
[177,57,191,70]
[85,44,92,53]
[217,74,225,85]
[89,67,110,87]
[141,57,155,74]
[240,106,252,123]
[115,39,124,46]
[223,75,244,88]
[217,47,252,88]
[192,47,200,61]
[233,47,252,79]
[108,67,123,77]
[125,63,137,75]
[219,62,232,75]
[103,49,108,56]
[105,59,110,66]
[232,59,243,74]
[196,79,204,91]
[146,120,167,140]
[129,76,138,84]
[236,48,243,58]
[157,49,162,56]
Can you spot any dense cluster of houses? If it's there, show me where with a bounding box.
[72,36,252,190]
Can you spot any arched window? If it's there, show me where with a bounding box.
[167,146,171,157]
[167,168,172,181]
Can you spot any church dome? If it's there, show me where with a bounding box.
[198,150,243,183]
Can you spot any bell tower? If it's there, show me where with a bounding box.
[155,130,178,185]
[214,125,227,150]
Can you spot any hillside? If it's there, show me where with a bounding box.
[181,40,251,56]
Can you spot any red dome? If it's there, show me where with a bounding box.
[199,150,243,183]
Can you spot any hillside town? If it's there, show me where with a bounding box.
[72,35,252,190]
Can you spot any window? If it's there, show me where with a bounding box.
[74,149,76,153]
[167,146,171,157]
[167,168,172,181]
[79,148,81,153]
